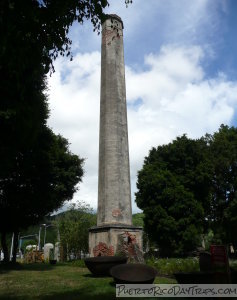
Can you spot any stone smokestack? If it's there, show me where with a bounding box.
[89,15,143,261]
[97,14,132,226]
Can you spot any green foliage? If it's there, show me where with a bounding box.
[0,0,130,263]
[136,135,207,256]
[0,0,109,74]
[146,257,199,276]
[132,213,151,252]
[208,125,237,248]
[203,230,214,251]
[136,125,237,256]
[54,201,96,259]
[230,260,237,271]
[0,1,86,251]
[0,128,84,233]
[132,213,144,227]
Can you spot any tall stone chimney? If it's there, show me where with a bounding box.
[89,14,143,261]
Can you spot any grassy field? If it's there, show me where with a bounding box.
[0,262,176,300]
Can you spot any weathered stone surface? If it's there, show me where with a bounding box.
[97,15,132,226]
[89,225,143,261]
[89,14,143,260]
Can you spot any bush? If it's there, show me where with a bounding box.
[146,257,199,276]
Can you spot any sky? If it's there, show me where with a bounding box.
[47,0,237,214]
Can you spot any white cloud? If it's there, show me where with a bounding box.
[103,0,225,49]
[47,44,237,214]
[47,52,101,211]
[67,0,226,65]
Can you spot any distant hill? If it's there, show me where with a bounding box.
[132,213,144,227]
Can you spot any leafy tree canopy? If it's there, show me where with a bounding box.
[136,126,237,256]
[0,127,84,233]
[1,0,109,73]
[54,201,96,259]
[0,0,130,262]
[208,125,237,247]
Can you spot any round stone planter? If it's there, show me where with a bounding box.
[110,263,157,284]
[84,256,127,277]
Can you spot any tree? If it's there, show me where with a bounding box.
[0,127,84,262]
[54,201,96,260]
[0,0,106,262]
[0,0,109,72]
[0,0,110,194]
[136,126,237,255]
[136,135,212,256]
[208,125,237,248]
[0,0,130,262]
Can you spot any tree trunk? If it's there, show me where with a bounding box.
[1,231,9,263]
[12,231,19,263]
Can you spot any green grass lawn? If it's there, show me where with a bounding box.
[0,262,176,300]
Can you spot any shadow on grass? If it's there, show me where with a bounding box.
[37,287,183,300]
[0,262,57,273]
[109,281,116,287]
[0,262,22,274]
[39,287,117,300]
[82,273,111,279]
[0,285,116,300]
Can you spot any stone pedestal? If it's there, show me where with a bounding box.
[89,224,143,262]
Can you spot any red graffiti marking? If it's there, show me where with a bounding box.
[93,242,114,257]
[112,209,122,217]
[102,29,115,44]
[102,29,122,45]
[119,231,138,257]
